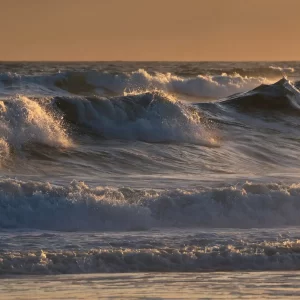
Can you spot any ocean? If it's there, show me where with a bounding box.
[1,61,300,298]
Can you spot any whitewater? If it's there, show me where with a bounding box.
[1,61,300,298]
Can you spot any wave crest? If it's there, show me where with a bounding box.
[0,96,72,156]
[1,179,300,231]
[2,241,300,274]
[0,70,270,99]
[65,69,270,99]
[222,78,300,113]
[54,92,216,145]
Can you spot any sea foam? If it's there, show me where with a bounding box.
[0,96,71,157]
[1,179,300,231]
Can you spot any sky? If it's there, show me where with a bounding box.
[1,0,300,61]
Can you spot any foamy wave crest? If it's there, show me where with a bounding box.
[83,69,270,98]
[2,240,300,274]
[54,92,216,145]
[2,179,300,231]
[148,181,300,228]
[0,96,71,156]
[0,139,10,163]
[0,179,153,231]
[0,70,269,99]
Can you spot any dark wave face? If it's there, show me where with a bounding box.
[222,78,300,113]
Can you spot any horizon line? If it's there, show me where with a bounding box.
[1,60,300,63]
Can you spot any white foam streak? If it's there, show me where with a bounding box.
[269,66,295,73]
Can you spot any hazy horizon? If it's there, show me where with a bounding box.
[1,60,300,62]
[1,0,300,61]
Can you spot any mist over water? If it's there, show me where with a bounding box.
[1,61,300,274]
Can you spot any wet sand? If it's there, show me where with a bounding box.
[1,272,300,299]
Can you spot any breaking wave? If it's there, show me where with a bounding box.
[0,96,71,160]
[2,240,300,274]
[1,179,300,231]
[54,92,216,145]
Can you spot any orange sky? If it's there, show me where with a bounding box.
[1,0,300,61]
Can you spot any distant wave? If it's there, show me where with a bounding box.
[0,70,270,99]
[204,65,296,78]
[1,179,300,231]
[58,69,270,99]
[269,65,295,73]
